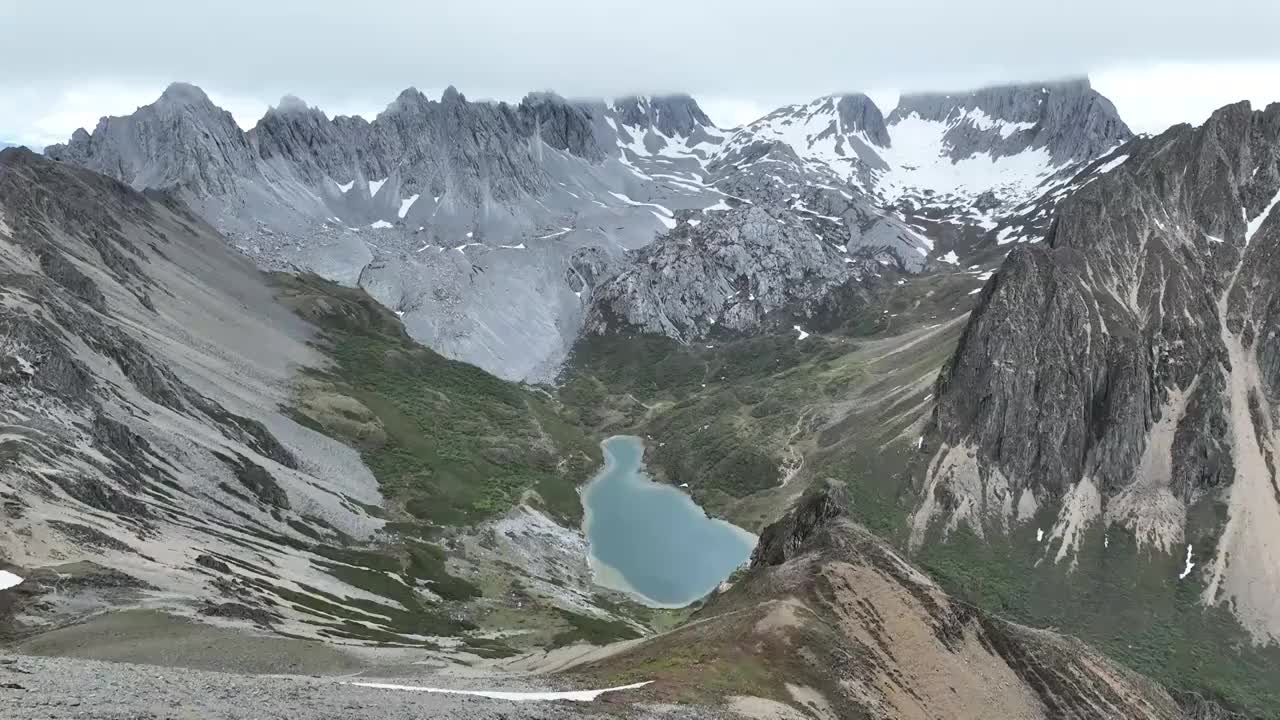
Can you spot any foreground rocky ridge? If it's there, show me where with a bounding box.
[1,487,1222,719]
[573,486,1207,719]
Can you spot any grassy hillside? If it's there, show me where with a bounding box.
[915,511,1280,717]
[558,273,970,533]
[275,273,600,531]
[263,274,631,650]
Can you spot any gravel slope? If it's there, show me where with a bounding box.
[0,653,724,720]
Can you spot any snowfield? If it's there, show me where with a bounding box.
[349,680,653,702]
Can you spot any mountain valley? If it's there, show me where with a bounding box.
[0,74,1275,718]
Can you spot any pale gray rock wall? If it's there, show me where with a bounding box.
[613,94,715,135]
[585,206,853,341]
[889,78,1132,165]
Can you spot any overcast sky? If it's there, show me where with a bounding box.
[2,0,1280,147]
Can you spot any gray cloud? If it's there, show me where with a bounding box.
[2,0,1280,144]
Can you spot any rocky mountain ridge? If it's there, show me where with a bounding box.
[45,78,1128,380]
[918,98,1280,646]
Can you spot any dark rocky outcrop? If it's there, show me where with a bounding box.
[923,99,1280,638]
[520,92,605,160]
[835,93,891,147]
[613,94,715,135]
[218,453,290,510]
[750,483,847,567]
[194,554,232,574]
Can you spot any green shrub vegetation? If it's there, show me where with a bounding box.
[274,273,599,531]
[917,522,1280,718]
[551,609,642,647]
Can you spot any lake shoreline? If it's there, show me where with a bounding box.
[579,435,756,609]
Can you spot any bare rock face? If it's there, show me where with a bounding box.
[585,206,856,341]
[920,100,1280,640]
[250,96,363,187]
[750,483,848,567]
[46,83,262,196]
[889,77,1132,165]
[835,93,891,147]
[520,92,607,160]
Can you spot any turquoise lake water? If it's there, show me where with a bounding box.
[581,435,757,607]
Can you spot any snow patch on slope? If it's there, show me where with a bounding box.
[349,681,653,702]
[877,112,1059,207]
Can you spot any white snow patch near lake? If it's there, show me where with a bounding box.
[1179,544,1196,580]
[370,220,393,229]
[399,194,420,218]
[350,681,652,702]
[335,180,355,193]
[368,178,388,196]
[939,250,960,265]
[499,243,526,250]
[0,570,22,590]
[536,228,572,239]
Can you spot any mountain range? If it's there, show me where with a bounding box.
[1,74,1275,718]
[44,79,1129,381]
